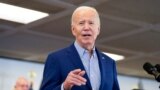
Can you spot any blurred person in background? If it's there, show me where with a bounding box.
[14,77,30,90]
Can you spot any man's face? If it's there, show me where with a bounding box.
[15,82,29,90]
[72,9,100,48]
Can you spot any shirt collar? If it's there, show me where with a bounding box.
[74,41,96,58]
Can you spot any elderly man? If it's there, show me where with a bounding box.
[40,6,120,90]
[14,77,30,90]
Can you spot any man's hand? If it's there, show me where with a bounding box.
[63,69,87,90]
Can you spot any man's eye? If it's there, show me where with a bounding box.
[89,22,94,24]
[79,22,84,25]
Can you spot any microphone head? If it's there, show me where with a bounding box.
[143,62,160,82]
[143,62,155,74]
[155,64,160,73]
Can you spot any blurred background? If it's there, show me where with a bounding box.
[0,0,160,90]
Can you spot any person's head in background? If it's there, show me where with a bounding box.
[14,77,30,90]
[71,6,100,52]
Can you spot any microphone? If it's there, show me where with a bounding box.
[143,62,160,82]
[155,64,160,73]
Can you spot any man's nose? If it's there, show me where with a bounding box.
[84,23,90,30]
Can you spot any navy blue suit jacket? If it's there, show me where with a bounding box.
[40,44,120,90]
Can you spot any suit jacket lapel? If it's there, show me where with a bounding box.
[67,44,92,89]
[95,48,106,89]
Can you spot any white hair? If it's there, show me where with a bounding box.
[71,6,100,26]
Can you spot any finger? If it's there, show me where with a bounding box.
[78,70,85,76]
[69,77,84,86]
[78,71,86,85]
[65,73,84,86]
[71,69,82,74]
[71,73,87,85]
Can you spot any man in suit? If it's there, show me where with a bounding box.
[40,6,120,90]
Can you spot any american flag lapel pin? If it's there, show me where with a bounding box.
[102,57,105,59]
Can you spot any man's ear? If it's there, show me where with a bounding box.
[71,26,76,36]
[14,85,16,88]
[97,27,100,35]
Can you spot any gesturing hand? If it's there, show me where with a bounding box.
[63,69,87,90]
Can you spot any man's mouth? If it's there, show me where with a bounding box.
[82,34,91,37]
